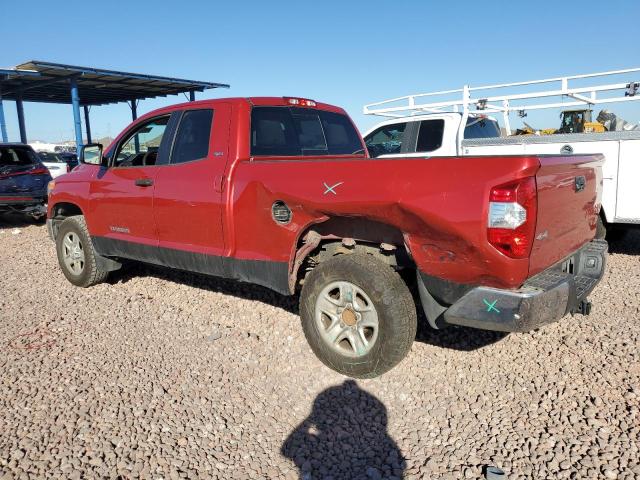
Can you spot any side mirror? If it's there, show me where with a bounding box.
[80,143,103,165]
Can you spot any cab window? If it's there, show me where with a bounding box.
[364,123,407,158]
[415,120,445,153]
[171,109,213,164]
[113,116,170,167]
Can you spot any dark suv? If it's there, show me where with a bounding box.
[0,144,51,219]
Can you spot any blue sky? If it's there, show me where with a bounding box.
[2,0,639,142]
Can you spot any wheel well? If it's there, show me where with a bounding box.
[289,217,414,293]
[50,202,83,238]
[52,202,83,218]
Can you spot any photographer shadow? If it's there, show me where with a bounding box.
[282,380,405,480]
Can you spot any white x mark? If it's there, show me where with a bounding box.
[323,181,344,195]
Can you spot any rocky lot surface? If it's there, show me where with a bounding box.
[0,214,638,479]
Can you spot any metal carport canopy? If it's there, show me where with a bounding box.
[0,60,230,147]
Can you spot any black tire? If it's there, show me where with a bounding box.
[299,254,417,378]
[56,215,108,287]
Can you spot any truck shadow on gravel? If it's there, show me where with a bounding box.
[415,321,509,352]
[282,380,406,480]
[607,230,640,255]
[108,262,299,314]
[110,263,509,351]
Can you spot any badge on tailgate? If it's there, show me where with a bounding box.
[575,175,586,192]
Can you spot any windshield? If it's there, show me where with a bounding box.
[38,152,65,163]
[464,116,501,139]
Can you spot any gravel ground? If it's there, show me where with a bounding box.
[0,214,638,480]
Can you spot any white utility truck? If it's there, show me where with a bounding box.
[363,68,640,238]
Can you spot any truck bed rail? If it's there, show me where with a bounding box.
[462,129,640,147]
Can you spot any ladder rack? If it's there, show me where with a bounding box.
[363,67,640,135]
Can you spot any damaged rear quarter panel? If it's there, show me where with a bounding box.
[228,154,540,290]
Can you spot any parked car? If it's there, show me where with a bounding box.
[0,143,51,219]
[46,97,607,378]
[37,151,71,179]
[58,152,79,170]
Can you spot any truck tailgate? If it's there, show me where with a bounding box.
[529,154,604,276]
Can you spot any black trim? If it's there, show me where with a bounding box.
[401,121,419,154]
[92,236,290,295]
[418,272,476,306]
[156,112,182,166]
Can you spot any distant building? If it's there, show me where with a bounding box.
[29,140,65,152]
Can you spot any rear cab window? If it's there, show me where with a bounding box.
[251,107,363,157]
[464,116,501,139]
[0,146,39,166]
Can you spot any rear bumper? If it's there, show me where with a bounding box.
[438,239,608,332]
[0,195,47,214]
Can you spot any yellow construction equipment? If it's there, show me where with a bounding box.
[557,109,605,134]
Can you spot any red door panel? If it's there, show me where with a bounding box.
[89,166,158,245]
[153,103,232,255]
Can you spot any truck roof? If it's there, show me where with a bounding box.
[136,96,348,122]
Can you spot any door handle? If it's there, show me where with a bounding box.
[135,178,154,187]
[214,175,225,193]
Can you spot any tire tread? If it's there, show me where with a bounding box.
[299,253,417,378]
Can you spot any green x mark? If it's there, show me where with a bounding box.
[483,299,500,313]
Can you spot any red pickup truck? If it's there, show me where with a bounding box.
[46,97,607,378]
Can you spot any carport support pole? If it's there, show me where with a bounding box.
[0,93,7,142]
[70,78,83,152]
[83,105,92,144]
[16,94,27,143]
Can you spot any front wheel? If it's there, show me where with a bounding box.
[56,215,108,287]
[299,254,417,378]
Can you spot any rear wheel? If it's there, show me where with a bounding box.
[299,254,417,378]
[56,216,108,287]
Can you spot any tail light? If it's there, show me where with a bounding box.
[0,166,49,180]
[284,97,317,107]
[487,177,537,258]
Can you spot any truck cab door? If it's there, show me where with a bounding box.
[88,114,174,249]
[153,103,231,257]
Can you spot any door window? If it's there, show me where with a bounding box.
[113,116,170,167]
[171,109,214,164]
[416,120,445,153]
[364,123,407,158]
